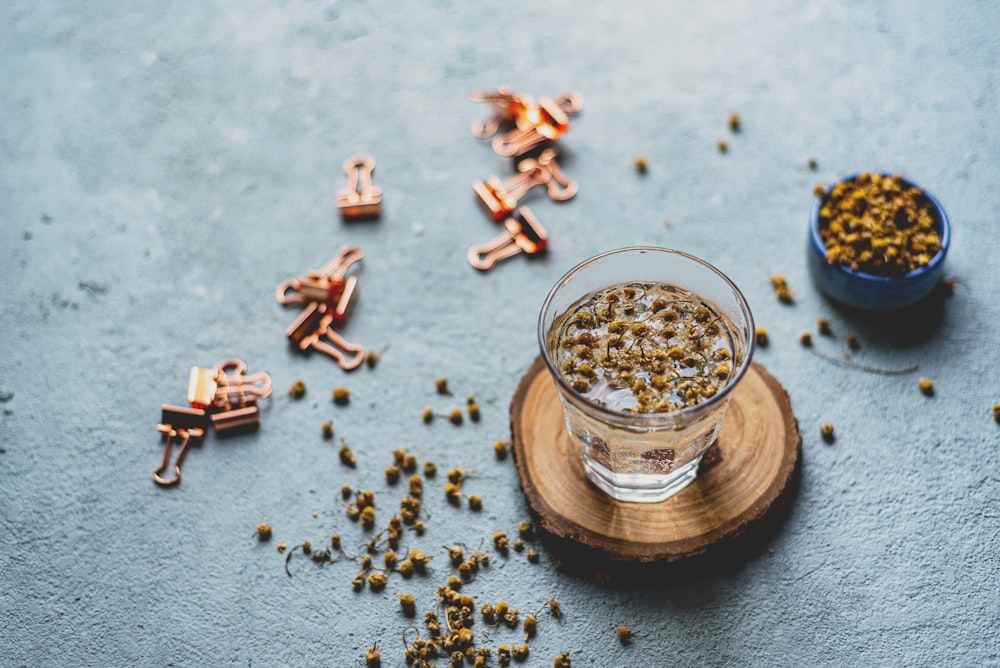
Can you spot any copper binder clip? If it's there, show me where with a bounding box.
[337,155,382,219]
[153,406,207,486]
[470,88,583,142]
[277,248,365,370]
[473,148,577,221]
[468,207,548,271]
[154,359,272,486]
[286,301,364,370]
[469,86,532,139]
[275,245,364,307]
[492,95,581,158]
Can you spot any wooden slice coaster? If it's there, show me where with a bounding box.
[510,358,801,562]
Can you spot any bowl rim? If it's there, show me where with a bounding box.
[809,172,950,283]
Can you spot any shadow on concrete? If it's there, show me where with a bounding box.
[821,279,952,349]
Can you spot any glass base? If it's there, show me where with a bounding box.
[581,456,702,503]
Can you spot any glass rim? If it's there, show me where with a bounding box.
[537,246,756,425]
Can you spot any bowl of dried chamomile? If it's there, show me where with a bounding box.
[808,171,950,310]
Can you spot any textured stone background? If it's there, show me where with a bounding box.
[1,1,998,666]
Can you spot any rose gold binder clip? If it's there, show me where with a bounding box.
[285,301,364,370]
[468,206,548,271]
[275,245,364,309]
[473,147,578,221]
[337,155,382,219]
[154,359,272,486]
[277,246,365,370]
[470,88,583,145]
[469,86,531,139]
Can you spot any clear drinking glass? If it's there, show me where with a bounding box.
[538,247,755,503]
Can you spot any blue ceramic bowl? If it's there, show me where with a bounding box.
[807,174,950,310]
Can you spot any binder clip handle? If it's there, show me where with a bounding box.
[153,424,205,487]
[468,207,548,271]
[536,148,578,201]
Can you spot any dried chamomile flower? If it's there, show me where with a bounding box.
[634,156,648,174]
[994,404,1000,423]
[444,481,462,503]
[493,531,509,552]
[449,408,464,425]
[447,545,464,565]
[385,464,400,484]
[798,331,812,347]
[276,541,287,553]
[554,651,571,667]
[494,440,509,460]
[288,379,306,399]
[846,334,861,350]
[548,598,563,618]
[409,475,423,497]
[817,317,832,336]
[332,387,350,405]
[527,548,540,563]
[717,139,728,153]
[468,403,481,422]
[769,274,794,303]
[254,523,272,540]
[365,350,380,368]
[341,485,352,500]
[321,421,334,439]
[755,326,769,346]
[409,549,432,570]
[423,460,437,477]
[617,626,635,644]
[397,592,416,617]
[365,642,381,668]
[820,423,835,443]
[728,112,741,133]
[436,377,452,395]
[339,439,356,467]
[918,377,934,396]
[468,495,482,511]
[422,406,434,423]
[367,571,387,591]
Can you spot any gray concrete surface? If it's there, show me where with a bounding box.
[1,1,998,666]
